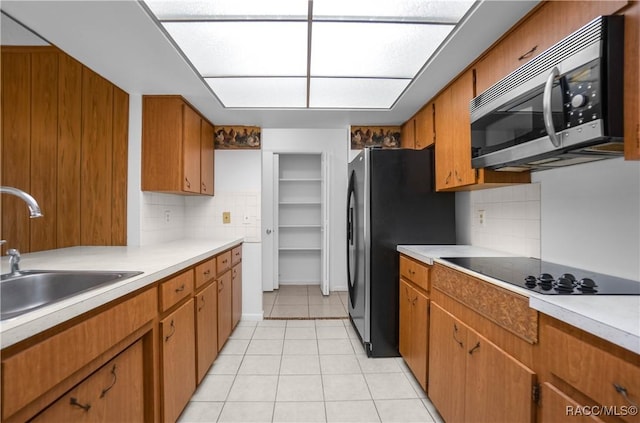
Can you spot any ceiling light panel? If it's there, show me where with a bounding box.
[309,78,410,108]
[313,0,475,22]
[206,77,307,108]
[144,0,309,20]
[311,22,453,78]
[162,21,308,77]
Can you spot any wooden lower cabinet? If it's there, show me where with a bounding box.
[160,298,196,423]
[429,302,536,423]
[217,269,233,350]
[399,278,429,391]
[195,281,218,384]
[32,340,144,423]
[540,383,606,423]
[232,263,242,329]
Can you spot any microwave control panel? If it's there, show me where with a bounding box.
[562,61,601,129]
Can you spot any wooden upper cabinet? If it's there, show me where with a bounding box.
[401,118,415,149]
[200,119,215,195]
[142,95,214,196]
[475,1,629,94]
[414,103,434,149]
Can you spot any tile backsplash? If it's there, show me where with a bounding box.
[468,183,541,258]
[185,192,261,243]
[139,191,261,245]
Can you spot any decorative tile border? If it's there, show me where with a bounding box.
[215,126,261,149]
[350,126,401,149]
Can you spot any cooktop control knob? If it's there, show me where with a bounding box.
[571,94,588,108]
[560,273,576,283]
[538,273,554,290]
[524,275,537,288]
[556,276,575,292]
[578,278,598,293]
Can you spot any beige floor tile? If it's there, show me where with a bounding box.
[245,339,284,355]
[316,325,349,339]
[308,295,343,305]
[320,354,362,375]
[252,326,286,340]
[276,375,324,401]
[190,375,235,402]
[357,357,402,374]
[277,285,309,295]
[207,355,243,375]
[263,302,274,317]
[283,339,319,355]
[219,339,250,355]
[237,320,258,327]
[316,318,347,327]
[273,401,326,423]
[280,354,321,375]
[285,326,317,340]
[263,292,277,305]
[178,401,224,422]
[309,304,347,318]
[322,374,371,401]
[238,355,281,375]
[364,373,418,400]
[375,399,434,423]
[229,326,255,340]
[257,319,287,327]
[275,295,309,305]
[318,339,355,355]
[286,319,316,327]
[422,398,445,423]
[325,400,380,423]
[218,402,274,423]
[270,305,310,318]
[227,375,278,401]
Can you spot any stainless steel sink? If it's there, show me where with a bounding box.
[0,270,143,321]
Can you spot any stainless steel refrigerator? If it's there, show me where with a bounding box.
[347,147,455,357]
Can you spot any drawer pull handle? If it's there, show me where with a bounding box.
[175,284,185,293]
[70,397,91,412]
[185,177,191,188]
[100,365,117,398]
[468,342,481,355]
[453,324,464,348]
[165,320,176,342]
[518,45,538,61]
[223,259,228,264]
[204,270,211,275]
[445,171,452,185]
[202,182,207,192]
[614,383,638,407]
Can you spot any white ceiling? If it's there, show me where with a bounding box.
[0,0,539,128]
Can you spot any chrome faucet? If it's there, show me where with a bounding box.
[7,249,21,275]
[0,186,43,218]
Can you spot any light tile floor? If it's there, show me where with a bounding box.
[263,285,349,319]
[178,319,444,423]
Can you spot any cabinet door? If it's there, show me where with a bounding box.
[232,263,242,329]
[196,282,218,384]
[217,270,233,350]
[399,279,413,361]
[411,288,429,391]
[401,118,415,149]
[428,302,468,423]
[161,298,196,423]
[32,340,144,423]
[200,119,214,195]
[434,88,455,191]
[540,383,606,423]
[415,103,434,149]
[182,104,201,193]
[449,70,476,188]
[465,328,536,423]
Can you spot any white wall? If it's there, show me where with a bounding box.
[456,158,640,281]
[263,128,349,291]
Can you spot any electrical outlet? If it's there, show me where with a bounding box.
[222,211,231,224]
[164,210,171,223]
[243,214,250,225]
[478,209,485,226]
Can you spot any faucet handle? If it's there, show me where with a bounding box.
[7,248,20,261]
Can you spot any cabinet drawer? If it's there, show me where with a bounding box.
[32,340,144,423]
[2,288,156,420]
[546,325,640,422]
[195,258,215,290]
[159,270,194,312]
[400,255,430,292]
[217,251,232,275]
[231,245,242,265]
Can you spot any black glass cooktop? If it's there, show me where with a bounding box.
[442,257,640,295]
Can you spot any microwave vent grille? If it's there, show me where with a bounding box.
[471,16,604,113]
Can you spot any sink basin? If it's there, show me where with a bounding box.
[0,270,143,321]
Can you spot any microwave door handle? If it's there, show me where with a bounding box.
[543,66,561,148]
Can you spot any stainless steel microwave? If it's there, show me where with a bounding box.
[470,16,624,171]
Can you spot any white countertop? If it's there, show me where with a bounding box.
[398,245,640,355]
[0,238,243,349]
